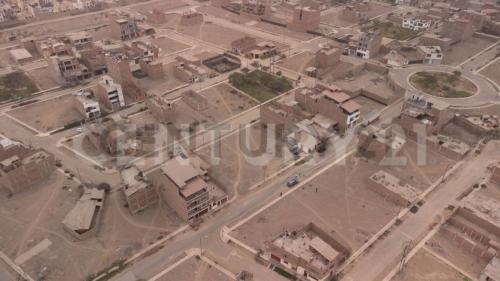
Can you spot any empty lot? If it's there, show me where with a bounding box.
[8,94,83,133]
[196,123,295,197]
[231,140,455,252]
[0,171,184,281]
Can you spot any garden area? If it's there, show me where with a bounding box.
[228,70,293,102]
[0,71,39,101]
[410,71,477,98]
[367,20,420,41]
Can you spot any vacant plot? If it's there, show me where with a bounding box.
[198,82,258,122]
[426,186,500,279]
[135,61,187,96]
[391,250,466,281]
[277,51,316,74]
[480,58,500,86]
[253,21,315,41]
[443,36,496,65]
[321,3,396,27]
[176,21,286,50]
[27,67,59,90]
[368,20,420,41]
[156,256,234,281]
[231,140,455,252]
[427,227,490,279]
[197,5,252,24]
[229,70,292,102]
[152,36,190,55]
[0,12,108,43]
[8,94,84,133]
[0,171,184,281]
[410,71,477,98]
[351,95,386,117]
[336,71,399,105]
[0,71,39,101]
[195,123,295,197]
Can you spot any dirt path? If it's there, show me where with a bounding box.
[15,181,63,257]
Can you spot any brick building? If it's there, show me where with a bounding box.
[121,166,158,215]
[110,18,140,41]
[0,138,55,194]
[295,85,361,132]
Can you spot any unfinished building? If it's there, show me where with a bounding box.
[440,18,474,44]
[399,94,451,138]
[444,192,500,267]
[151,155,227,222]
[94,75,126,111]
[47,55,92,86]
[369,170,421,206]
[260,99,310,138]
[146,94,178,124]
[179,11,203,26]
[121,166,159,215]
[295,85,361,132]
[231,36,257,55]
[241,0,271,17]
[62,187,105,240]
[267,223,350,281]
[288,6,320,32]
[110,17,140,41]
[86,117,157,157]
[0,138,55,195]
[315,45,341,69]
[358,125,406,161]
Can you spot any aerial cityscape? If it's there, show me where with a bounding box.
[0,0,499,280]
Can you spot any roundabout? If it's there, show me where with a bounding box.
[390,64,499,108]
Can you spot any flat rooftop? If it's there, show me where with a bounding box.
[9,48,32,60]
[273,233,339,271]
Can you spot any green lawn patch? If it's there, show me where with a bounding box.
[410,71,476,98]
[229,70,293,102]
[0,71,39,102]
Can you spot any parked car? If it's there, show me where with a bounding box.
[286,175,299,187]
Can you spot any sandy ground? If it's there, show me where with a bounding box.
[156,256,234,281]
[0,171,184,281]
[198,83,258,123]
[152,36,190,55]
[231,140,455,252]
[135,61,187,96]
[321,3,396,27]
[480,58,500,86]
[176,20,287,50]
[443,37,496,65]
[336,71,399,103]
[196,123,295,198]
[391,250,465,281]
[7,95,84,132]
[277,51,316,74]
[426,184,500,278]
[351,95,386,117]
[197,5,252,25]
[27,67,59,90]
[427,227,490,279]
